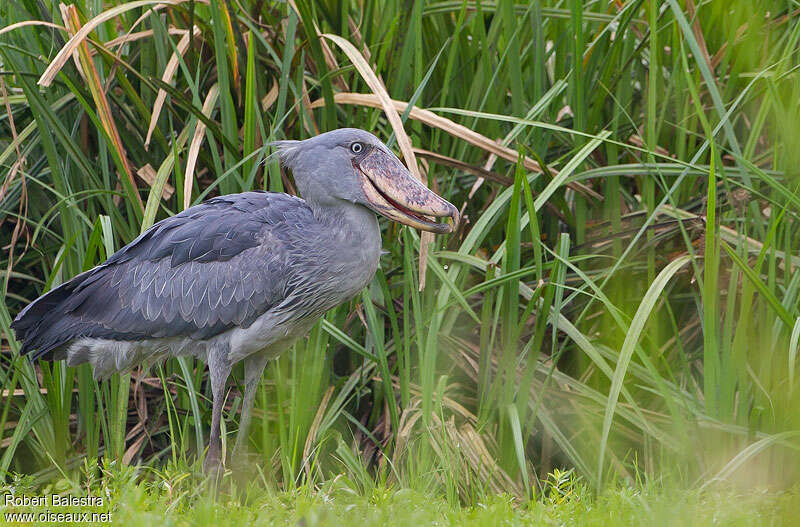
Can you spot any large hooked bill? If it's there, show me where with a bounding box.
[355,147,459,234]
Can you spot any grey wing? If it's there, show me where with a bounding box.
[77,238,288,339]
[12,192,313,359]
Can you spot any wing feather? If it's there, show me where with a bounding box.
[12,192,313,359]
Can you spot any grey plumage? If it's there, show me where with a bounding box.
[14,192,298,357]
[14,191,372,362]
[11,128,457,472]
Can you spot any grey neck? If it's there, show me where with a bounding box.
[310,198,382,257]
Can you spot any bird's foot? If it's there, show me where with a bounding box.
[228,448,262,488]
[203,449,224,478]
[230,447,258,475]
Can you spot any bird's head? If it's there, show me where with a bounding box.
[271,128,458,234]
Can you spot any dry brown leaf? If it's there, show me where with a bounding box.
[312,47,420,179]
[302,385,334,478]
[685,0,715,75]
[319,35,437,289]
[347,16,385,92]
[62,4,143,212]
[144,26,199,149]
[136,164,175,199]
[286,0,348,91]
[184,84,220,209]
[309,92,602,202]
[1,388,47,397]
[261,78,279,111]
[413,148,513,186]
[122,428,147,465]
[39,0,188,87]
[310,92,543,173]
[101,27,190,54]
[299,75,320,136]
[0,20,65,37]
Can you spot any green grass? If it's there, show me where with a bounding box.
[2,466,799,526]
[1,0,800,521]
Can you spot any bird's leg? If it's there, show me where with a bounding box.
[204,348,232,475]
[232,352,269,464]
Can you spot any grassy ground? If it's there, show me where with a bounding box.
[3,471,800,526]
[1,0,800,523]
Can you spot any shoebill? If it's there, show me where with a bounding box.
[11,128,458,473]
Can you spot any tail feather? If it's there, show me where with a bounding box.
[11,269,96,360]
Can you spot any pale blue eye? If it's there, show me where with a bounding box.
[350,142,363,154]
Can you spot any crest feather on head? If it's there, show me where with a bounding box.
[265,140,301,168]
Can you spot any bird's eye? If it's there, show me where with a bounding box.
[350,142,364,154]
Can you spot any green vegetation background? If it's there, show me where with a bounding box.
[1,0,799,524]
